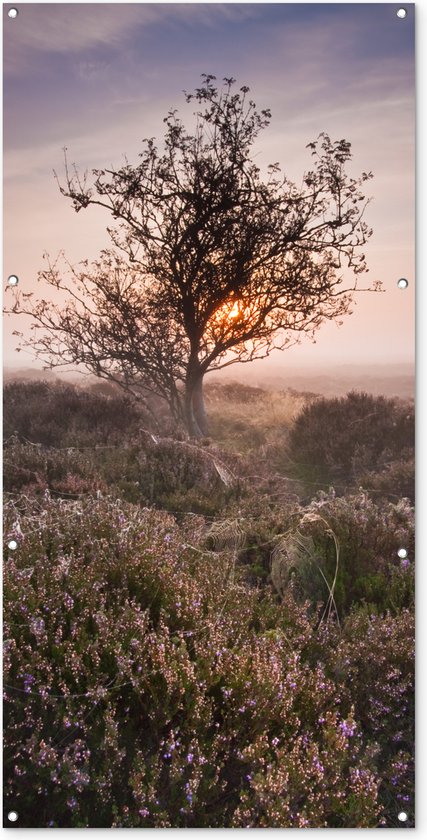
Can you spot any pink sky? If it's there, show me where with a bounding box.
[3,3,415,371]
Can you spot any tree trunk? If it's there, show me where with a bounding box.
[184,369,208,438]
[184,388,200,438]
[192,375,208,437]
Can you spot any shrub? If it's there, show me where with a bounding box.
[3,434,240,516]
[3,381,148,448]
[270,491,414,618]
[285,392,414,496]
[358,457,415,505]
[3,495,382,828]
[323,608,415,826]
[133,437,240,515]
[2,380,415,828]
[2,438,108,499]
[227,496,298,586]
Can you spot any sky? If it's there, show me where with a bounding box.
[3,1,415,372]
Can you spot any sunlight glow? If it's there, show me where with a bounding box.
[229,301,240,320]
[208,297,251,337]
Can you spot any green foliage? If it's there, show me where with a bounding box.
[234,498,297,586]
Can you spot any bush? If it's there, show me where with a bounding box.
[324,608,415,826]
[286,392,414,496]
[269,491,414,618]
[3,434,240,516]
[223,495,299,586]
[359,457,415,505]
[3,438,108,499]
[4,495,383,828]
[3,381,148,448]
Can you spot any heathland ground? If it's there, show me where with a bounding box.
[3,375,414,827]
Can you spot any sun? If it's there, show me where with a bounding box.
[228,300,240,320]
[209,297,247,332]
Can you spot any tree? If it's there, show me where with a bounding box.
[9,75,377,437]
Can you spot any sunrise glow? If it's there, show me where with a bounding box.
[228,300,240,320]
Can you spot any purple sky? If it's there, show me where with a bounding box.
[3,2,415,371]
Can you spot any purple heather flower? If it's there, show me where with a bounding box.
[339,720,356,738]
[23,673,35,693]
[313,757,325,773]
[31,618,45,634]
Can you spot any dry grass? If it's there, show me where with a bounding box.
[205,381,311,454]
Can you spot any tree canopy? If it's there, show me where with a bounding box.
[9,75,376,436]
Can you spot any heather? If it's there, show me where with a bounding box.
[285,391,414,499]
[3,381,415,827]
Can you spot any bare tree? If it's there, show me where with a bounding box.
[8,75,378,437]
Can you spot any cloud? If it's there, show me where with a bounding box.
[3,2,260,77]
[4,4,155,72]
